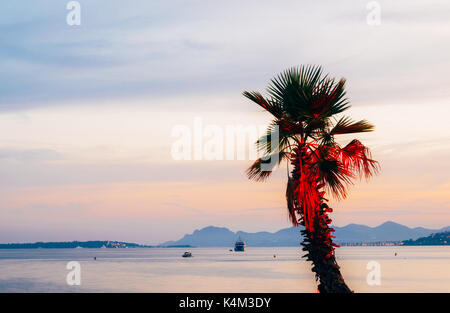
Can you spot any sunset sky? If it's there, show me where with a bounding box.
[1,1,449,244]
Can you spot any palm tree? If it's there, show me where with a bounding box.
[244,65,379,293]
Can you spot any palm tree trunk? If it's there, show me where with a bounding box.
[301,205,352,293]
[288,148,352,293]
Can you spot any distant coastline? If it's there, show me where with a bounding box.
[0,241,191,249]
[402,232,450,246]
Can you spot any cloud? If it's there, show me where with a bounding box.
[25,202,88,212]
[161,201,205,215]
[0,159,249,187]
[242,206,283,212]
[0,148,65,162]
[0,0,449,108]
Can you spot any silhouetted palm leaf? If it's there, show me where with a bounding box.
[330,116,375,135]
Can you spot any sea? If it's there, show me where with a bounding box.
[0,246,449,293]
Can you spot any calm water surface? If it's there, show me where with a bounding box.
[0,246,449,292]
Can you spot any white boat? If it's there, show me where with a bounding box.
[182,251,192,258]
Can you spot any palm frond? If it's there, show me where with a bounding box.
[246,151,289,181]
[309,148,354,199]
[322,78,350,117]
[286,177,300,226]
[242,91,283,118]
[255,119,299,155]
[330,116,375,135]
[338,139,379,179]
[266,65,325,120]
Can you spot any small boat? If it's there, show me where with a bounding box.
[234,237,245,252]
[182,251,192,258]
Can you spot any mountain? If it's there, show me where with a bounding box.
[402,231,450,245]
[333,221,447,243]
[160,222,450,247]
[161,226,236,247]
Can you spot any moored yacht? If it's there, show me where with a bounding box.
[234,237,245,252]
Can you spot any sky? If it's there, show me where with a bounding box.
[0,1,449,244]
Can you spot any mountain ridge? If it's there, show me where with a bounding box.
[160,221,450,247]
